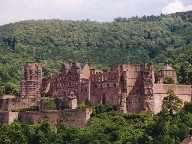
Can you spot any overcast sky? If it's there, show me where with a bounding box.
[0,0,192,25]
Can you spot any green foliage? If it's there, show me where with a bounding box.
[183,102,192,113]
[162,89,183,115]
[40,91,47,97]
[0,11,192,86]
[173,53,192,84]
[4,82,18,95]
[41,98,56,110]
[54,99,69,110]
[0,86,4,97]
[1,106,192,143]
[12,106,39,112]
[77,103,91,109]
[92,104,117,116]
[163,76,175,84]
[60,101,69,110]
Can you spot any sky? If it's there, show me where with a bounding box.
[0,0,192,25]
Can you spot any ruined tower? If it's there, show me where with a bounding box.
[19,62,42,98]
[142,63,154,111]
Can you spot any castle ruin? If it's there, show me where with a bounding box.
[0,61,191,126]
[42,62,192,114]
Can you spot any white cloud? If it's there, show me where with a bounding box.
[162,0,192,14]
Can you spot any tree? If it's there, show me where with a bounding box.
[41,98,56,110]
[162,89,183,115]
[183,102,192,113]
[4,82,18,95]
[0,87,4,97]
[163,76,175,84]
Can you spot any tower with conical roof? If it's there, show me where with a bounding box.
[157,61,177,83]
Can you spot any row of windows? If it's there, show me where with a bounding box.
[57,75,78,81]
[56,82,78,88]
[161,71,175,75]
[127,98,141,104]
[94,83,117,89]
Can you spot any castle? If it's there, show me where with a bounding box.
[0,61,191,126]
[40,61,191,113]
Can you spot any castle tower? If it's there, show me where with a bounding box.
[19,62,42,98]
[157,61,177,83]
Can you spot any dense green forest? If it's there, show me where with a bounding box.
[0,11,192,94]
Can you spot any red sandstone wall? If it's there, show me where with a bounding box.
[124,63,155,113]
[125,70,145,113]
[18,109,92,127]
[153,84,192,114]
[0,98,38,111]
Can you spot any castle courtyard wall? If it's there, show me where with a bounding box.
[153,84,192,113]
[0,98,38,111]
[18,109,92,127]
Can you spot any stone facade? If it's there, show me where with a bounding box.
[89,65,120,106]
[42,62,192,114]
[42,63,90,104]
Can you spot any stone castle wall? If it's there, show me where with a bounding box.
[125,71,144,113]
[153,84,192,113]
[0,98,38,111]
[0,112,19,124]
[18,109,92,127]
[122,63,154,113]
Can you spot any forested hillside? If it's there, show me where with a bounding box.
[0,11,192,93]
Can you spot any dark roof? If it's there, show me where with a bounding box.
[162,62,175,70]
[65,64,71,71]
[63,62,87,72]
[76,62,87,70]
